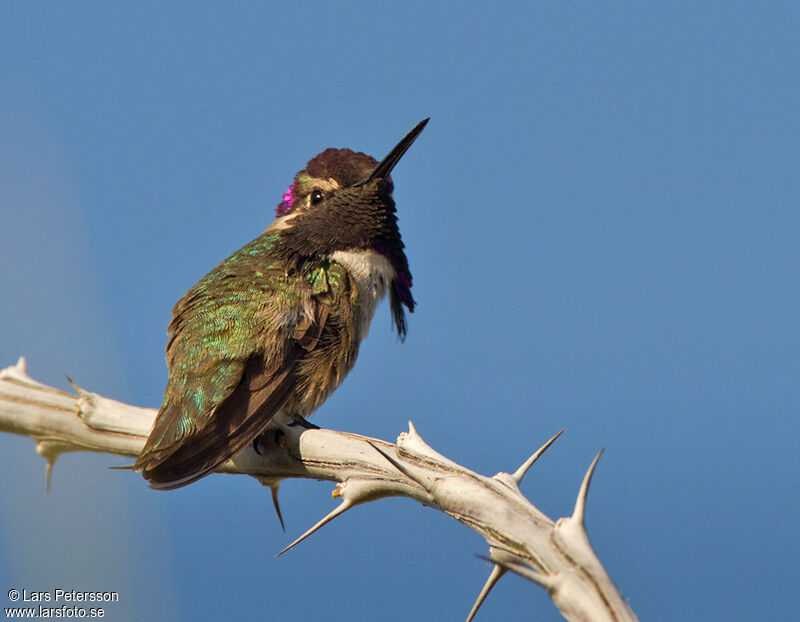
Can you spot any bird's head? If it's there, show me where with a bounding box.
[271,119,428,337]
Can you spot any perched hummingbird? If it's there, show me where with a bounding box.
[135,119,428,489]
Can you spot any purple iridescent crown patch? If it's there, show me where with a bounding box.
[276,182,296,217]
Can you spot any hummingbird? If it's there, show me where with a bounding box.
[135,119,428,489]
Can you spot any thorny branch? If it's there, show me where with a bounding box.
[0,357,638,622]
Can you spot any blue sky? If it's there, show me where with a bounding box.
[1,2,798,620]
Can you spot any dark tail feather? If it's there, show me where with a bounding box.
[139,356,298,489]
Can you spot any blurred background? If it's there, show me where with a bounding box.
[1,3,798,620]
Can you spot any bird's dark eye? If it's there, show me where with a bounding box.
[310,189,324,206]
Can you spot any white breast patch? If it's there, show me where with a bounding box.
[331,249,396,339]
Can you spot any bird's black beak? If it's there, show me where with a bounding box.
[361,118,429,186]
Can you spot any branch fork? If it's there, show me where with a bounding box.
[0,357,637,622]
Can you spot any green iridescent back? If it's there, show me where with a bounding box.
[135,229,355,486]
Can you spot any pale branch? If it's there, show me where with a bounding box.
[0,357,638,622]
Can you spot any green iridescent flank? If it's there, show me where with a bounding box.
[193,387,205,411]
[304,259,330,295]
[326,263,349,301]
[145,229,355,457]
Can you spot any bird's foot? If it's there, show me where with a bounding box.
[253,428,285,455]
[288,416,319,430]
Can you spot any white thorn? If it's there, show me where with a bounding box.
[466,564,505,622]
[511,429,564,484]
[269,482,285,532]
[45,457,55,492]
[36,441,63,492]
[65,375,87,397]
[276,499,353,558]
[573,448,604,526]
[1,356,31,381]
[368,441,414,479]
[495,558,554,589]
